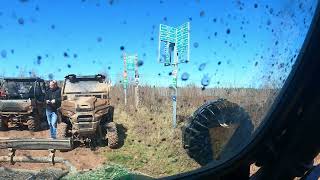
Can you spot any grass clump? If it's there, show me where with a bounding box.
[63,165,133,180]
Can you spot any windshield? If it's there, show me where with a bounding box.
[4,80,35,99]
[64,79,108,94]
[0,0,318,179]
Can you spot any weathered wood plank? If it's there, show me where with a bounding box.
[0,138,73,150]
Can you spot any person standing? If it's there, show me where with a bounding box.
[45,80,61,139]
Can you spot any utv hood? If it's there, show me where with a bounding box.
[75,96,97,111]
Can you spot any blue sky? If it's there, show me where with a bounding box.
[0,0,317,88]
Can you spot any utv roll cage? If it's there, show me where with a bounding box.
[64,74,106,83]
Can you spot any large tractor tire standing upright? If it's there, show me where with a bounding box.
[182,99,254,166]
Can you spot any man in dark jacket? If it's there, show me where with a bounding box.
[45,80,61,139]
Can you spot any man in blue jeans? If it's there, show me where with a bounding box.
[45,80,61,139]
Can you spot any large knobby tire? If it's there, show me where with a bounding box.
[182,99,253,166]
[27,117,40,132]
[0,117,8,131]
[105,122,119,149]
[57,122,68,139]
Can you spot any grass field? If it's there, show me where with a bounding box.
[0,83,278,178]
[99,85,277,177]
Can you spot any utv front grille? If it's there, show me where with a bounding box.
[77,115,93,122]
[76,108,93,112]
[0,107,28,112]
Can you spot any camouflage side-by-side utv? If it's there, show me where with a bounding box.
[59,74,119,148]
[0,77,46,131]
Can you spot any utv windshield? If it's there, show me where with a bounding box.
[4,80,35,99]
[3,80,44,101]
[64,79,108,94]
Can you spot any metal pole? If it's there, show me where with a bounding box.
[172,85,177,128]
[134,54,139,109]
[124,88,127,105]
[123,53,127,106]
[172,43,178,128]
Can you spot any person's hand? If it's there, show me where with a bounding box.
[51,99,55,104]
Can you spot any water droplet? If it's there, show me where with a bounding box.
[1,50,7,58]
[267,19,271,26]
[181,72,190,81]
[200,10,205,17]
[97,37,102,42]
[108,0,114,5]
[18,18,24,25]
[201,74,210,87]
[198,63,206,71]
[137,60,144,67]
[48,73,54,80]
[64,52,69,58]
[193,42,199,48]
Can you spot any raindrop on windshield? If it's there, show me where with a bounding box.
[200,10,205,17]
[201,74,210,87]
[64,52,69,58]
[48,73,54,80]
[18,18,24,25]
[198,63,206,71]
[1,50,7,58]
[181,72,190,81]
[193,42,199,48]
[137,60,144,67]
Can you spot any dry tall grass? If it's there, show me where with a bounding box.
[102,85,278,177]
